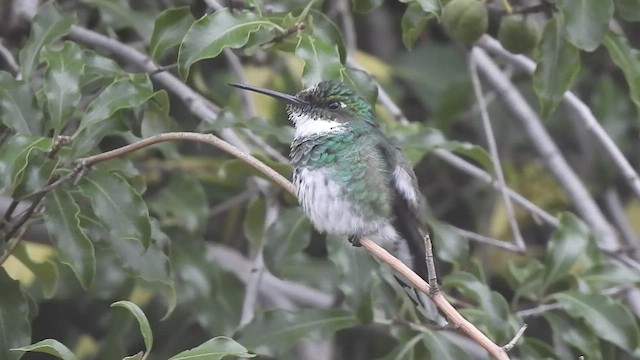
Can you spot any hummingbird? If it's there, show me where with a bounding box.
[230,80,447,326]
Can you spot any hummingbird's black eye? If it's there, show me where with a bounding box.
[327,101,342,110]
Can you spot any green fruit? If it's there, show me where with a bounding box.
[498,15,540,54]
[442,0,488,44]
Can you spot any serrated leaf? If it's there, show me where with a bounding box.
[553,292,640,352]
[0,268,31,360]
[603,31,640,117]
[243,197,267,249]
[41,42,84,135]
[295,34,343,86]
[533,16,581,117]
[238,309,358,357]
[11,339,77,360]
[543,213,590,290]
[77,74,155,134]
[0,136,53,195]
[615,0,640,21]
[0,76,44,135]
[79,169,151,248]
[178,9,278,79]
[557,0,613,51]
[150,6,195,60]
[44,190,96,289]
[18,1,73,79]
[111,301,153,355]
[401,3,434,50]
[168,336,254,360]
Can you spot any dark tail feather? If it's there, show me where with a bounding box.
[394,276,448,327]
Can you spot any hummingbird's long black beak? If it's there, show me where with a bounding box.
[229,83,307,106]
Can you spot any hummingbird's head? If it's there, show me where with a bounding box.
[230,81,375,137]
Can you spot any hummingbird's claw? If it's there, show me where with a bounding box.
[348,235,362,247]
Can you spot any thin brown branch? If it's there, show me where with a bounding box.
[502,323,527,352]
[0,224,28,265]
[360,238,510,360]
[76,132,296,195]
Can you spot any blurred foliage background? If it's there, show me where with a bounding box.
[1,0,640,359]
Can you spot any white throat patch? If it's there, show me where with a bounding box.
[289,111,345,139]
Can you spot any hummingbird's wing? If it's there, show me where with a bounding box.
[377,139,448,327]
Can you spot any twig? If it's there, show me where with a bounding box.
[207,243,335,308]
[517,285,632,317]
[471,47,619,253]
[448,224,525,253]
[360,237,510,360]
[0,40,20,79]
[468,51,526,251]
[75,132,295,195]
[502,323,527,352]
[478,35,640,202]
[239,248,267,327]
[210,187,258,217]
[331,0,356,50]
[433,149,558,228]
[0,223,29,265]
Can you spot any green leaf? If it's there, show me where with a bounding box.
[44,189,96,289]
[84,0,154,42]
[11,244,59,298]
[123,352,143,360]
[603,31,640,117]
[0,75,44,135]
[0,136,53,195]
[150,6,195,60]
[341,66,378,105]
[556,0,613,51]
[111,301,153,355]
[615,0,640,21]
[79,169,151,248]
[18,1,73,79]
[400,3,434,50]
[265,209,311,271]
[148,176,209,235]
[352,0,384,13]
[106,223,176,317]
[0,268,31,360]
[295,34,343,86]
[177,9,278,79]
[422,331,473,360]
[41,42,84,135]
[533,15,581,117]
[542,213,591,289]
[398,0,440,15]
[443,272,510,337]
[582,263,640,289]
[77,74,155,134]
[544,311,601,360]
[238,309,358,357]
[11,339,77,360]
[553,292,640,352]
[168,336,254,360]
[243,197,267,249]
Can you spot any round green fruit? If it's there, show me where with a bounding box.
[498,15,540,54]
[442,0,488,44]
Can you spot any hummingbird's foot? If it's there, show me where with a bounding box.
[348,235,362,247]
